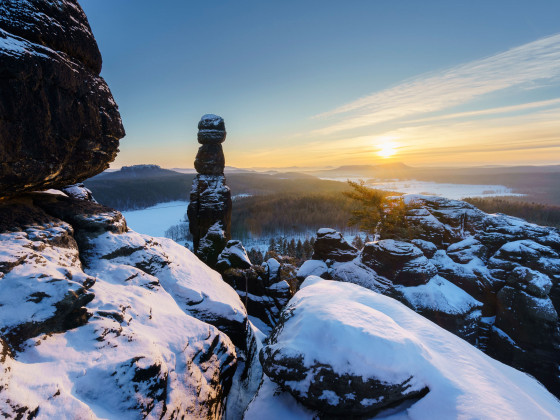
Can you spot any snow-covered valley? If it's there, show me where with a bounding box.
[320,177,522,200]
[122,200,189,238]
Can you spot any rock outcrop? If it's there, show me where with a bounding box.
[217,240,252,272]
[188,114,232,267]
[0,0,125,197]
[248,277,560,419]
[361,239,437,286]
[306,194,560,397]
[221,257,297,331]
[0,192,249,418]
[311,228,358,262]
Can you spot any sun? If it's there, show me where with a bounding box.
[377,140,398,158]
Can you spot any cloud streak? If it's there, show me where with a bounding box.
[312,34,560,135]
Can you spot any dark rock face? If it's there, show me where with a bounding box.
[0,0,125,197]
[195,144,226,175]
[362,240,436,287]
[311,228,358,262]
[221,258,296,329]
[305,195,560,397]
[188,115,232,267]
[0,0,102,73]
[216,240,252,272]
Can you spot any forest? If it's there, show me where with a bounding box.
[84,168,349,211]
[464,197,560,228]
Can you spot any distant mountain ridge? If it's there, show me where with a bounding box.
[92,164,181,179]
[88,163,560,207]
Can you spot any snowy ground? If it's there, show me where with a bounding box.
[320,178,523,200]
[121,201,189,238]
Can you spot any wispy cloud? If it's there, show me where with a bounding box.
[312,34,560,135]
[406,98,560,124]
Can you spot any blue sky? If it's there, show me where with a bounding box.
[80,0,560,168]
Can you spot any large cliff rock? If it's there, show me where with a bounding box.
[305,194,560,397]
[0,0,124,197]
[188,114,232,267]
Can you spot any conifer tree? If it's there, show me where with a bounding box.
[352,234,364,250]
[296,239,304,259]
[303,239,313,259]
[248,248,264,265]
[268,237,277,252]
[281,238,288,255]
[288,238,296,257]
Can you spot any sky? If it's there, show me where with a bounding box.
[80,0,560,169]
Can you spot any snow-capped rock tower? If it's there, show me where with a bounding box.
[187,114,232,267]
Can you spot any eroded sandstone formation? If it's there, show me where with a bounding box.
[0,0,125,197]
[303,194,560,397]
[187,114,232,267]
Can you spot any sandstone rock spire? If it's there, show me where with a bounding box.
[187,114,232,267]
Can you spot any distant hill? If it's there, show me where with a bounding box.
[171,166,254,174]
[91,164,181,179]
[310,162,412,178]
[86,163,560,209]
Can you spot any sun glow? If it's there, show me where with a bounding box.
[376,138,398,158]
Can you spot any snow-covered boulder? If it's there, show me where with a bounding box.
[329,259,392,294]
[61,183,97,202]
[251,277,560,419]
[507,266,553,298]
[296,259,329,281]
[311,228,358,262]
[217,240,252,271]
[411,238,438,258]
[260,277,429,416]
[264,258,281,279]
[446,237,488,264]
